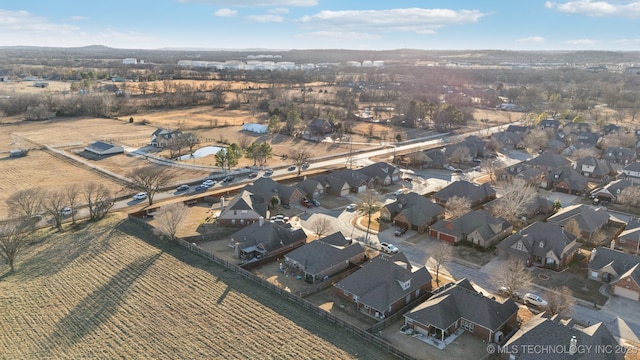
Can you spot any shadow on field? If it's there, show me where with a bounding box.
[16,221,119,280]
[46,252,162,350]
[115,219,398,360]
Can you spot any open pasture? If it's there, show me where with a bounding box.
[0,216,396,360]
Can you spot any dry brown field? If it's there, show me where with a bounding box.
[0,80,71,94]
[0,214,397,360]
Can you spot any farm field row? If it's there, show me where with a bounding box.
[0,215,397,359]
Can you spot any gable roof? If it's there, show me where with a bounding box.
[623,162,640,173]
[220,190,268,218]
[525,152,571,169]
[432,180,496,203]
[85,141,122,153]
[334,256,432,313]
[497,222,579,259]
[546,204,609,233]
[484,195,554,218]
[243,177,300,200]
[230,221,307,254]
[548,166,590,191]
[331,169,371,188]
[574,156,614,177]
[285,240,364,275]
[430,210,510,239]
[383,192,444,225]
[406,278,518,332]
[319,231,351,247]
[592,179,633,199]
[357,162,398,181]
[589,247,640,279]
[504,312,623,360]
[498,163,544,181]
[296,178,323,197]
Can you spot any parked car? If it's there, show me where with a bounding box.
[288,165,296,171]
[264,169,274,176]
[394,227,408,236]
[133,192,147,201]
[311,199,320,207]
[380,242,399,254]
[222,175,234,183]
[394,189,405,197]
[523,293,548,308]
[301,162,310,170]
[498,286,523,300]
[346,203,356,212]
[195,184,209,191]
[176,184,190,192]
[60,207,73,217]
[248,172,258,178]
[202,179,215,187]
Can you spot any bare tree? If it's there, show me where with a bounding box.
[449,147,471,167]
[445,195,471,219]
[184,132,199,154]
[6,188,43,219]
[563,218,582,240]
[618,186,640,208]
[571,147,599,160]
[238,133,252,151]
[522,128,550,152]
[41,190,66,231]
[311,217,332,239]
[128,166,173,206]
[83,182,114,221]
[544,286,576,318]
[153,202,188,242]
[490,259,533,298]
[481,158,503,184]
[430,241,453,285]
[65,184,80,224]
[290,149,311,176]
[357,191,382,243]
[491,178,537,224]
[0,219,33,272]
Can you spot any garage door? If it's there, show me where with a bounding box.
[357,185,367,193]
[439,233,456,243]
[340,188,350,197]
[614,286,640,301]
[429,229,438,238]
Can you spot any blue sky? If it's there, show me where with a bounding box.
[1,0,639,50]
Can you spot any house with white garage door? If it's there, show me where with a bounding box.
[588,246,640,301]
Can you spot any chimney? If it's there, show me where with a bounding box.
[590,248,597,261]
[259,216,265,226]
[569,336,577,355]
[220,197,225,209]
[610,239,615,249]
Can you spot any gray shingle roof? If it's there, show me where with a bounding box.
[243,177,300,200]
[548,166,590,192]
[526,152,571,169]
[430,210,509,240]
[504,312,623,360]
[334,256,432,313]
[546,204,609,233]
[383,192,444,226]
[497,222,579,259]
[432,180,495,203]
[221,190,268,218]
[589,247,640,278]
[285,240,364,276]
[623,162,640,172]
[230,221,307,254]
[406,278,518,332]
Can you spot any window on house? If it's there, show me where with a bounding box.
[539,242,544,248]
[231,219,235,224]
[516,242,523,251]
[620,238,625,244]
[461,319,474,332]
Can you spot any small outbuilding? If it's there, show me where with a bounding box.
[242,123,268,134]
[84,141,125,156]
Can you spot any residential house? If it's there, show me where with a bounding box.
[525,152,571,172]
[229,218,307,261]
[218,190,268,227]
[501,312,623,360]
[562,143,601,158]
[588,247,640,301]
[495,164,545,187]
[573,156,614,182]
[463,135,487,157]
[420,149,447,169]
[243,177,303,206]
[150,128,182,148]
[431,181,496,207]
[315,174,351,197]
[296,178,325,199]
[428,210,512,248]
[564,121,592,135]
[621,162,640,185]
[491,131,523,150]
[381,192,445,233]
[484,195,555,220]
[603,147,637,165]
[330,169,372,193]
[505,124,529,135]
[602,123,621,135]
[444,141,479,164]
[616,218,640,254]
[357,162,400,186]
[285,233,365,283]
[546,204,610,242]
[497,222,580,270]
[591,179,633,204]
[404,278,519,345]
[538,119,561,131]
[334,253,432,319]
[548,166,591,195]
[302,118,334,142]
[573,131,600,146]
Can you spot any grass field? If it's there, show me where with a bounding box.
[0,214,397,359]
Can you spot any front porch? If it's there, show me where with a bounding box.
[402,325,465,350]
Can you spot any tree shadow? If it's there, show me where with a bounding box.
[45,252,162,350]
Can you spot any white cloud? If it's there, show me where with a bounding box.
[565,38,600,45]
[214,8,237,17]
[613,38,640,45]
[0,9,79,33]
[303,31,378,40]
[517,36,545,43]
[298,8,488,33]
[179,0,316,6]
[246,14,284,23]
[268,8,289,14]
[545,1,640,17]
[416,30,437,35]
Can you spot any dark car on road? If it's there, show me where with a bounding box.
[195,184,209,191]
[176,184,190,192]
